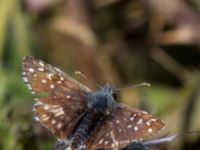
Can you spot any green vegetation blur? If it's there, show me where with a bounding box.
[0,0,200,150]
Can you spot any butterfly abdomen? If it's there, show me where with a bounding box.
[71,111,102,148]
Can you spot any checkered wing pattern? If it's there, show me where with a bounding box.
[87,104,165,149]
[22,56,91,139]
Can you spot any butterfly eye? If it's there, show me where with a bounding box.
[112,92,117,100]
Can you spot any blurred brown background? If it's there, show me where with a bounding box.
[0,0,200,149]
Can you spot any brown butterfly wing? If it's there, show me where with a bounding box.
[87,104,165,149]
[22,56,91,140]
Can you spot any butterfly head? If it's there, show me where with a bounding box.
[87,84,118,115]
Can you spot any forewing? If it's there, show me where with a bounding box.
[22,56,91,139]
[87,104,165,149]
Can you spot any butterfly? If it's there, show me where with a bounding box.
[22,56,165,150]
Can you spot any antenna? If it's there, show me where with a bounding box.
[75,71,102,89]
[74,71,88,79]
[116,82,151,91]
[142,131,200,146]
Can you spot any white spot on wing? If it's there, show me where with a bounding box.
[57,80,62,84]
[137,119,143,124]
[38,67,44,72]
[42,115,49,121]
[29,68,35,73]
[44,105,49,110]
[134,126,139,131]
[32,106,36,111]
[130,117,134,121]
[22,77,28,82]
[27,84,32,90]
[34,98,39,101]
[127,125,132,128]
[118,128,122,132]
[57,122,63,129]
[151,118,157,122]
[49,107,65,116]
[51,120,56,125]
[55,67,61,72]
[146,121,151,126]
[67,83,73,88]
[41,79,47,83]
[47,73,54,80]
[148,128,153,133]
[39,61,45,66]
[50,84,55,89]
[111,143,115,148]
[66,95,71,99]
[35,101,44,106]
[98,138,103,144]
[142,111,148,114]
[34,116,40,121]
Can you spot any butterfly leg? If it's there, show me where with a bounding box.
[122,142,146,150]
[142,133,180,146]
[77,144,87,150]
[53,141,71,150]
